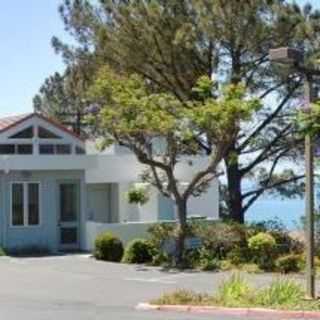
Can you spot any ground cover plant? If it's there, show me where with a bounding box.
[152,273,320,311]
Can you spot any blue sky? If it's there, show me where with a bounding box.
[0,0,318,117]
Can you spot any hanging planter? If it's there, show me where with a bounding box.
[126,186,150,205]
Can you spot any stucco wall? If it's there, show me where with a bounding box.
[85,221,156,251]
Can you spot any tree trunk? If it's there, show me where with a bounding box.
[225,155,244,224]
[175,199,187,267]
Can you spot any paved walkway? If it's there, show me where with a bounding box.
[0,254,316,319]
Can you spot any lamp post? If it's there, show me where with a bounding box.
[269,47,318,299]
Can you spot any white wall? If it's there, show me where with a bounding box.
[85,221,155,250]
[187,179,219,219]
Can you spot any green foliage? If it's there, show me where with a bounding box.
[248,232,276,251]
[194,222,247,259]
[216,273,253,307]
[256,279,304,307]
[239,263,262,274]
[248,232,277,270]
[227,247,251,266]
[0,247,6,256]
[152,289,211,306]
[298,102,320,138]
[153,276,309,310]
[94,232,124,262]
[122,239,154,264]
[126,187,149,205]
[198,248,220,271]
[275,255,302,274]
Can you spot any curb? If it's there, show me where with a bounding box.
[136,303,320,319]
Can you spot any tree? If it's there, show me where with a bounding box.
[33,60,94,135]
[52,0,320,222]
[88,67,260,263]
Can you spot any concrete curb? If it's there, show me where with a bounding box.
[136,303,320,319]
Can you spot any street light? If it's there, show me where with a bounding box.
[269,47,318,299]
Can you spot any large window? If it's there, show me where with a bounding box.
[9,126,34,139]
[11,183,40,227]
[39,144,71,155]
[38,127,61,139]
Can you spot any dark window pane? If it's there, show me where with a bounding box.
[60,227,77,244]
[38,127,60,139]
[17,144,33,154]
[10,127,34,139]
[39,144,54,154]
[0,144,15,154]
[60,184,77,222]
[12,183,24,226]
[56,144,71,155]
[28,183,39,225]
[76,146,85,154]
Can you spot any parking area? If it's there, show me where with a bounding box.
[0,254,315,320]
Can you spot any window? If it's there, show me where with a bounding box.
[28,183,39,225]
[38,126,61,139]
[12,184,24,226]
[9,126,34,139]
[56,144,71,155]
[11,183,40,227]
[75,146,85,154]
[17,144,33,154]
[39,144,54,154]
[0,144,15,154]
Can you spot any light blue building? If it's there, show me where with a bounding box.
[0,113,219,253]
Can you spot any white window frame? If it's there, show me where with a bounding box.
[10,182,41,228]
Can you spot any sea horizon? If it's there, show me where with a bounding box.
[246,197,306,230]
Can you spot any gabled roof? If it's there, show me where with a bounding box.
[0,113,84,142]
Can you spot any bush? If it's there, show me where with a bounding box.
[276,254,302,274]
[248,232,277,270]
[194,222,247,259]
[216,273,254,307]
[122,239,154,264]
[152,289,211,305]
[198,248,220,271]
[227,247,251,266]
[94,232,124,262]
[256,278,304,306]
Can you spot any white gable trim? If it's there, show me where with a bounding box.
[0,115,84,148]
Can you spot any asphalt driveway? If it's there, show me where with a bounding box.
[0,254,316,320]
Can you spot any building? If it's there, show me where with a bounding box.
[0,113,219,253]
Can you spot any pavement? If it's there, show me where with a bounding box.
[0,254,317,320]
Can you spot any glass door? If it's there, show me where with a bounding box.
[58,182,80,251]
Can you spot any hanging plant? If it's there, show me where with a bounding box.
[126,186,150,205]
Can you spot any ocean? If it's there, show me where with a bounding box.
[246,198,305,230]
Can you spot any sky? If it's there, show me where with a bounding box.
[0,0,319,118]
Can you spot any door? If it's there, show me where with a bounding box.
[58,182,80,251]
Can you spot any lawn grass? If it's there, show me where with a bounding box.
[151,273,320,311]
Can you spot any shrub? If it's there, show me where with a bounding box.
[94,232,124,262]
[194,222,247,259]
[152,289,210,305]
[216,273,254,307]
[198,248,220,271]
[122,239,154,264]
[240,263,262,274]
[275,254,302,274]
[256,278,304,306]
[148,223,175,250]
[227,247,251,266]
[0,247,6,256]
[248,232,277,270]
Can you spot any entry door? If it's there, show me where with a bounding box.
[58,182,80,251]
